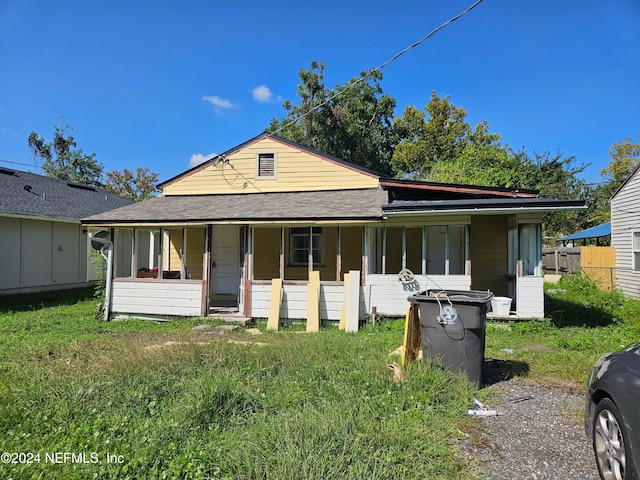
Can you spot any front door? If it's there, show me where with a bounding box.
[210,225,240,302]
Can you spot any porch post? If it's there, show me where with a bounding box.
[336,226,342,281]
[308,226,314,273]
[130,228,136,278]
[361,226,367,282]
[382,227,387,275]
[422,226,427,275]
[157,228,163,280]
[149,230,155,270]
[247,227,254,317]
[402,227,407,269]
[203,225,212,313]
[279,227,285,279]
[465,225,471,275]
[445,226,450,275]
[181,229,187,279]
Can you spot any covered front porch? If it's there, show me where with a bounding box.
[100,211,545,322]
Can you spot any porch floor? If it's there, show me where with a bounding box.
[208,305,250,325]
[486,312,531,321]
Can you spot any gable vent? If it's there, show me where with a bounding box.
[257,153,275,177]
[67,181,96,192]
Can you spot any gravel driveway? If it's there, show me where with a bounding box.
[463,375,600,479]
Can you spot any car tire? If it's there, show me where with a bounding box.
[592,398,638,480]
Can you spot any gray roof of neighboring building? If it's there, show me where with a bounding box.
[83,188,390,225]
[0,167,134,221]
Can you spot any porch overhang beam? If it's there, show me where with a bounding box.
[82,218,383,228]
[382,204,586,217]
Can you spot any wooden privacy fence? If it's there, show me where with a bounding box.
[542,246,616,289]
[542,247,581,275]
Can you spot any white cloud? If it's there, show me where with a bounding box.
[252,85,274,103]
[202,95,236,112]
[189,152,216,168]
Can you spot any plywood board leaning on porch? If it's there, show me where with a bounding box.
[306,271,321,332]
[339,273,349,331]
[266,278,283,331]
[401,303,422,367]
[339,270,360,332]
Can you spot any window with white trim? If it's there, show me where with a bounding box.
[289,227,323,266]
[256,152,276,178]
[519,223,542,276]
[633,231,640,270]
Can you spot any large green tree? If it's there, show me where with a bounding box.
[588,134,640,224]
[28,123,159,201]
[28,124,105,186]
[104,168,159,202]
[267,61,397,175]
[391,91,501,179]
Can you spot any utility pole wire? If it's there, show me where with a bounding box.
[268,0,486,138]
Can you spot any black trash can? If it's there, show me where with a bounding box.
[408,289,494,387]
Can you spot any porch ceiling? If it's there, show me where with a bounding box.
[82,188,388,225]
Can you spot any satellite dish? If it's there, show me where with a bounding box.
[90,230,111,251]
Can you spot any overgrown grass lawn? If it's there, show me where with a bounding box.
[1,289,477,479]
[1,277,638,479]
[486,275,640,387]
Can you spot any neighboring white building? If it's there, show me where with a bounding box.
[0,167,133,295]
[610,163,640,299]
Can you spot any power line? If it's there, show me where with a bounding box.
[268,0,486,137]
[0,159,42,170]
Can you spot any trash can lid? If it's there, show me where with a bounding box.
[408,289,494,304]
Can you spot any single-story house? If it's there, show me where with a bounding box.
[0,167,133,295]
[82,133,585,321]
[610,163,640,299]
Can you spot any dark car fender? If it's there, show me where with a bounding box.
[585,345,640,477]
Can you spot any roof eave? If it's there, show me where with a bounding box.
[82,215,384,227]
[382,200,586,216]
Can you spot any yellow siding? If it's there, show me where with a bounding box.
[185,229,205,280]
[167,229,182,271]
[254,228,281,280]
[340,227,363,276]
[163,137,379,195]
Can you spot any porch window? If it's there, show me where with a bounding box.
[289,227,323,266]
[369,224,468,275]
[135,229,160,275]
[256,152,276,178]
[633,231,640,270]
[519,223,542,276]
[426,225,465,275]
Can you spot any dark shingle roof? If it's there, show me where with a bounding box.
[0,168,134,220]
[83,188,389,225]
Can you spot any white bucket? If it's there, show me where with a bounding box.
[491,297,512,316]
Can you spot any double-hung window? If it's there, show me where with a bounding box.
[633,231,640,270]
[289,227,323,266]
[519,223,542,276]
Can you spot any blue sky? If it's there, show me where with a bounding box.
[1,0,639,185]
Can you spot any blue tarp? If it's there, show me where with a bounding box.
[559,222,611,241]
